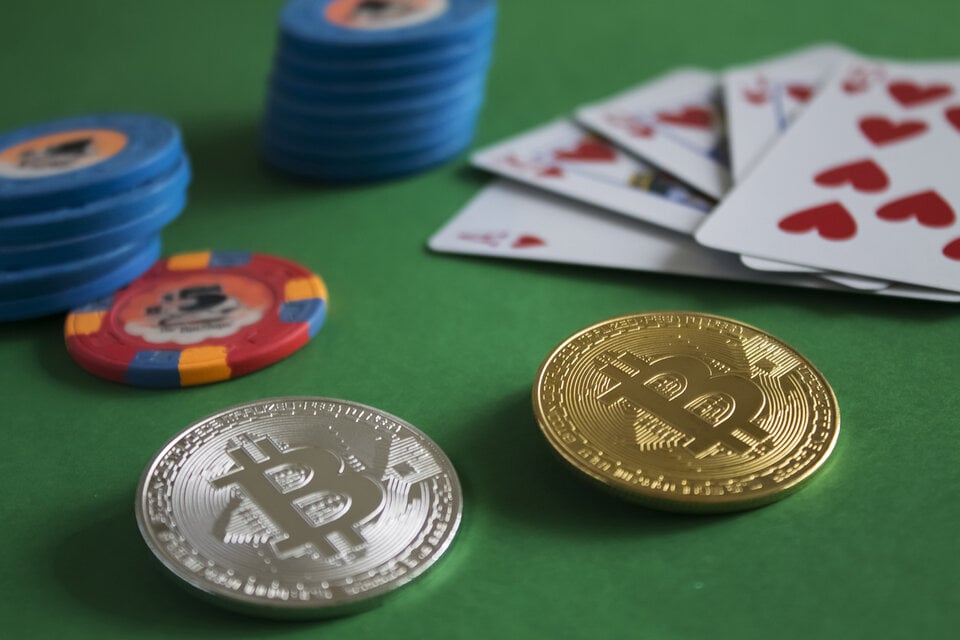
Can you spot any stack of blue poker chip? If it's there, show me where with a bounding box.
[0,114,190,321]
[261,0,497,181]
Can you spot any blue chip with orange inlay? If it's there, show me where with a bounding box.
[0,114,183,215]
[64,250,328,388]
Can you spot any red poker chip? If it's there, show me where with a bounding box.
[64,250,328,387]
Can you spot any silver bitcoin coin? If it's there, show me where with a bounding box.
[135,397,462,618]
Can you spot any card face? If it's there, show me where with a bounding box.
[725,45,853,280]
[427,180,959,302]
[429,180,811,281]
[724,43,850,182]
[471,119,713,234]
[576,68,731,199]
[696,55,960,293]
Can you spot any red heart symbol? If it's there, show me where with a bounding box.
[813,159,889,192]
[888,80,953,107]
[656,106,713,129]
[786,84,814,103]
[606,114,654,138]
[943,237,960,261]
[743,87,768,105]
[946,106,960,133]
[859,116,927,146]
[778,202,857,240]
[876,190,955,228]
[555,138,616,162]
[844,78,868,94]
[512,235,545,249]
[538,166,563,178]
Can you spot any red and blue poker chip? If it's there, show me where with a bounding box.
[64,251,328,388]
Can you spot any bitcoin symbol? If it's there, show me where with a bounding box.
[596,352,770,457]
[210,436,385,558]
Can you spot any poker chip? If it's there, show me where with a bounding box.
[263,102,480,153]
[275,31,495,81]
[279,0,496,57]
[0,191,186,268]
[0,114,183,214]
[64,251,328,387]
[263,86,484,136]
[266,72,486,120]
[260,123,476,181]
[0,155,190,245]
[261,0,497,182]
[271,46,493,103]
[0,236,160,322]
[262,109,478,159]
[0,113,191,322]
[0,236,160,300]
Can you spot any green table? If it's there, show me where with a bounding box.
[2,2,958,638]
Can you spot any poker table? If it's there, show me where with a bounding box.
[2,1,957,638]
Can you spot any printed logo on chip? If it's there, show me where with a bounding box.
[325,0,448,30]
[0,129,128,179]
[119,273,273,345]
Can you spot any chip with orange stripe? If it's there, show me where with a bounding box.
[64,250,328,387]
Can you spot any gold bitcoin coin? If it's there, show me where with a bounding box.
[533,312,839,512]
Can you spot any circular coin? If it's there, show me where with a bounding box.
[533,312,839,512]
[136,397,462,618]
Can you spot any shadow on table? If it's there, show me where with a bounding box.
[51,496,337,634]
[446,389,739,540]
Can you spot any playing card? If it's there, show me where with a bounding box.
[740,255,891,291]
[470,116,889,291]
[428,180,960,302]
[471,119,713,234]
[724,43,850,182]
[696,54,960,293]
[576,68,730,199]
[724,44,876,284]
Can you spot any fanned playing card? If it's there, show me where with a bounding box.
[428,180,959,302]
[724,43,850,182]
[471,119,713,234]
[696,54,960,293]
[724,43,868,281]
[576,68,730,199]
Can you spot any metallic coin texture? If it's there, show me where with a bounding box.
[533,312,840,512]
[136,397,462,617]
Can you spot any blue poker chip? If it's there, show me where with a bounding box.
[261,1,495,182]
[0,190,186,269]
[0,235,159,300]
[261,111,478,159]
[261,119,475,181]
[262,84,484,136]
[267,72,486,121]
[270,48,491,104]
[0,155,190,245]
[0,114,183,215]
[274,28,494,81]
[279,0,496,58]
[0,235,160,322]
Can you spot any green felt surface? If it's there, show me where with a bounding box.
[1,1,959,638]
